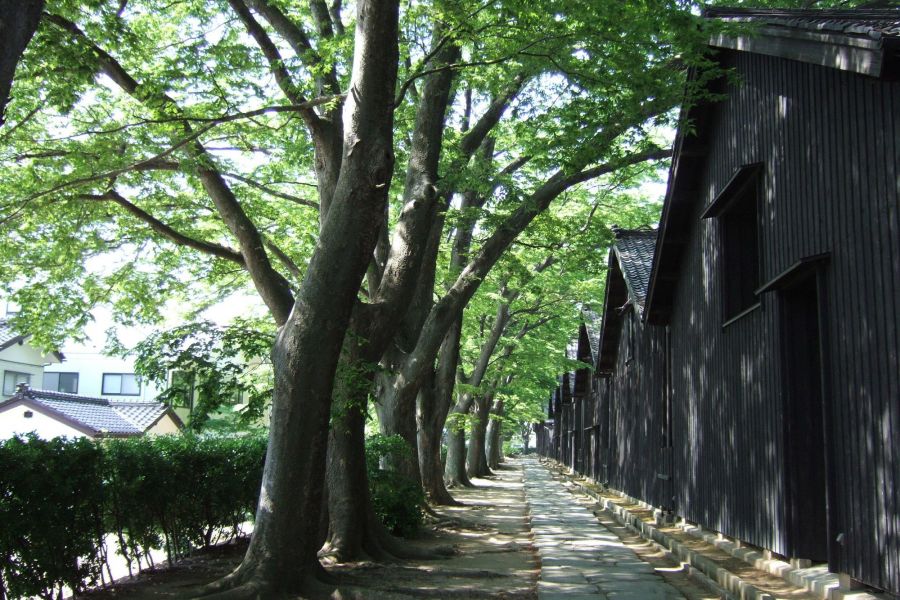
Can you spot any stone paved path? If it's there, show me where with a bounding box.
[523,457,686,600]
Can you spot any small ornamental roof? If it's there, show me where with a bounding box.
[0,320,25,350]
[0,320,65,361]
[0,385,180,437]
[595,227,659,374]
[610,228,658,311]
[581,308,603,363]
[707,8,900,40]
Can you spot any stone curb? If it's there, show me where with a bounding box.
[542,461,888,600]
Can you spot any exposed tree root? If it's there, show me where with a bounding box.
[374,522,456,559]
[197,559,338,600]
[444,477,476,489]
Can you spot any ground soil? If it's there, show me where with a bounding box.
[78,461,540,599]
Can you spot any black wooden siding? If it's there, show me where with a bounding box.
[538,48,900,595]
[667,49,900,593]
[605,310,671,510]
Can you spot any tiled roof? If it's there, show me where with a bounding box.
[0,320,64,360]
[612,228,658,310]
[0,320,24,350]
[707,8,900,39]
[581,308,602,363]
[113,401,169,430]
[2,386,172,437]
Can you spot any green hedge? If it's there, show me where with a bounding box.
[0,433,425,599]
[0,433,266,600]
[364,434,426,537]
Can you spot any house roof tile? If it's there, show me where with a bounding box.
[1,386,173,437]
[611,228,658,311]
[707,8,900,39]
[581,308,602,363]
[0,320,24,350]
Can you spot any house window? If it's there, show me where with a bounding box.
[2,371,30,396]
[169,371,195,408]
[701,164,763,321]
[44,372,79,394]
[102,373,141,395]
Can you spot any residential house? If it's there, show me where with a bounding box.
[0,384,183,439]
[540,8,900,596]
[0,320,64,399]
[43,351,162,402]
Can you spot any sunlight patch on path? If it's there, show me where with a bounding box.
[523,457,686,600]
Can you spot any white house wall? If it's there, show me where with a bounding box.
[44,352,163,401]
[147,413,182,435]
[0,342,60,399]
[0,403,87,439]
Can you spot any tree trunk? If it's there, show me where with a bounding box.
[418,316,464,503]
[376,357,423,483]
[466,393,493,479]
[203,0,400,596]
[323,345,384,562]
[485,398,504,470]
[416,365,459,505]
[444,397,474,487]
[0,0,43,126]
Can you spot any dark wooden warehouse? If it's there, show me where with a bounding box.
[538,8,900,597]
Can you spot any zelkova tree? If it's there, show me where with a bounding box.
[441,188,661,486]
[0,0,723,596]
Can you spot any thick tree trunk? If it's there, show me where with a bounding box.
[466,393,493,479]
[418,316,464,504]
[444,397,474,488]
[203,0,400,596]
[323,352,384,562]
[416,366,458,505]
[0,0,43,126]
[485,399,504,470]
[376,356,423,483]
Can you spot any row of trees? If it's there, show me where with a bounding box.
[0,0,854,597]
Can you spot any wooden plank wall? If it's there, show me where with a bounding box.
[606,309,670,510]
[667,50,900,593]
[537,49,899,595]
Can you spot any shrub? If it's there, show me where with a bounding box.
[0,433,266,600]
[503,440,523,458]
[0,435,104,600]
[364,434,426,536]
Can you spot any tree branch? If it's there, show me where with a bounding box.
[79,190,246,265]
[226,0,319,125]
[46,12,296,325]
[262,237,303,280]
[245,0,341,96]
[222,172,319,209]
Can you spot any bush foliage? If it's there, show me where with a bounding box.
[0,433,266,600]
[0,432,428,599]
[365,434,426,537]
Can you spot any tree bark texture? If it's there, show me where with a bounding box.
[485,398,504,470]
[466,392,493,479]
[417,317,463,504]
[444,418,472,488]
[203,0,401,595]
[0,0,43,126]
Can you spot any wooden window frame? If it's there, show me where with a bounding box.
[701,164,764,324]
[101,372,141,396]
[44,371,79,394]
